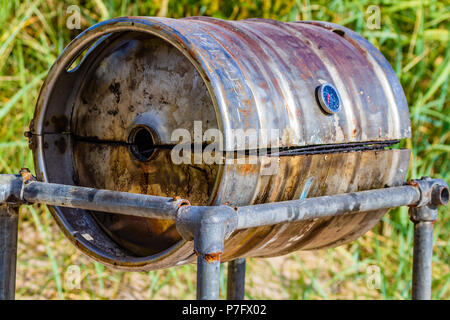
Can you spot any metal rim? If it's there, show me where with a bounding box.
[31,17,225,270]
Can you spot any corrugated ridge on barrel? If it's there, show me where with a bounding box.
[175,17,411,259]
[302,20,411,139]
[289,21,399,139]
[188,17,304,145]
[237,18,345,143]
[178,17,410,150]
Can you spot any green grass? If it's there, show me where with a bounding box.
[0,0,449,299]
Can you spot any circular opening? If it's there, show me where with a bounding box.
[128,125,156,161]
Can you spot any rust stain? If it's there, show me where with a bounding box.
[54,136,67,154]
[237,163,259,176]
[204,251,223,263]
[50,115,69,133]
[193,250,223,263]
[406,180,419,187]
[176,198,191,208]
[240,163,252,176]
[20,168,36,184]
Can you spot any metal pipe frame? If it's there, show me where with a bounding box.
[0,170,448,300]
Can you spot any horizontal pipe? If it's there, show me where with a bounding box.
[0,174,429,229]
[237,185,421,230]
[23,181,186,220]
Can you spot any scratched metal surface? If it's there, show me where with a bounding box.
[29,17,411,270]
[221,148,410,260]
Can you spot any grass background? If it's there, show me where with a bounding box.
[0,0,448,299]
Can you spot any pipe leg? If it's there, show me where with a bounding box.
[227,258,246,300]
[197,254,221,300]
[409,205,437,300]
[411,221,434,300]
[177,205,237,300]
[0,205,19,300]
[193,214,226,300]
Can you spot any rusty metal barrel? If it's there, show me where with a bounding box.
[29,17,411,270]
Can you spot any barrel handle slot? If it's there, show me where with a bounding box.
[331,29,346,37]
[65,33,111,73]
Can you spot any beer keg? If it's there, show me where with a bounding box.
[29,17,411,270]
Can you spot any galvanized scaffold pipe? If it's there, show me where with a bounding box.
[227,258,246,300]
[236,185,422,230]
[0,205,18,300]
[0,172,448,300]
[20,173,187,220]
[408,178,449,300]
